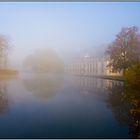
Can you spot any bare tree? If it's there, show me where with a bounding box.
[0,34,10,69]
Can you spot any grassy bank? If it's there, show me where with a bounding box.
[76,74,126,81]
[0,69,18,76]
[97,75,125,81]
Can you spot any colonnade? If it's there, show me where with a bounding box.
[65,56,107,76]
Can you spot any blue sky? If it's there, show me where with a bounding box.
[0,2,140,68]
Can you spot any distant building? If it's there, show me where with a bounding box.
[65,54,122,76]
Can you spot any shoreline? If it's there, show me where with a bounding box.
[0,69,18,76]
[71,74,125,81]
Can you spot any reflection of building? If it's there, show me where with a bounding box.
[65,54,122,76]
[72,76,123,94]
[68,76,123,101]
[74,76,107,93]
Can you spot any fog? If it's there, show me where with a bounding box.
[0,2,140,71]
[0,3,140,139]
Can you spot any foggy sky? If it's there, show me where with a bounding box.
[0,2,140,69]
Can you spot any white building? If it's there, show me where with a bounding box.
[65,54,122,76]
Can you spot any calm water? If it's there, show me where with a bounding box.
[0,73,138,138]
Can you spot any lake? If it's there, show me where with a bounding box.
[0,73,139,138]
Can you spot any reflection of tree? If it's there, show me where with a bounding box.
[22,74,64,100]
[106,82,140,138]
[0,81,9,114]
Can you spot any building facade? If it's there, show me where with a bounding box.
[65,54,121,76]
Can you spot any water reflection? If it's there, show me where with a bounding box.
[68,76,140,138]
[0,79,10,114]
[69,76,111,101]
[0,74,139,138]
[106,82,140,138]
[22,74,64,100]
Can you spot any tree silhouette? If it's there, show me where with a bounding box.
[24,48,64,73]
[0,34,10,69]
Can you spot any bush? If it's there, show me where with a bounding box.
[125,63,140,87]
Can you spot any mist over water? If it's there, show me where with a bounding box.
[2,2,139,70]
[0,2,140,139]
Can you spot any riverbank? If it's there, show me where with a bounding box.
[75,74,125,81]
[0,69,18,77]
[96,75,125,81]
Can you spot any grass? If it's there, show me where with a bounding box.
[77,74,126,81]
[0,69,18,80]
[0,69,18,76]
[98,75,126,81]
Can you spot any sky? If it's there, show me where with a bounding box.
[0,2,140,69]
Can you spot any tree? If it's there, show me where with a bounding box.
[106,26,140,75]
[125,62,140,88]
[24,48,64,73]
[0,34,10,69]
